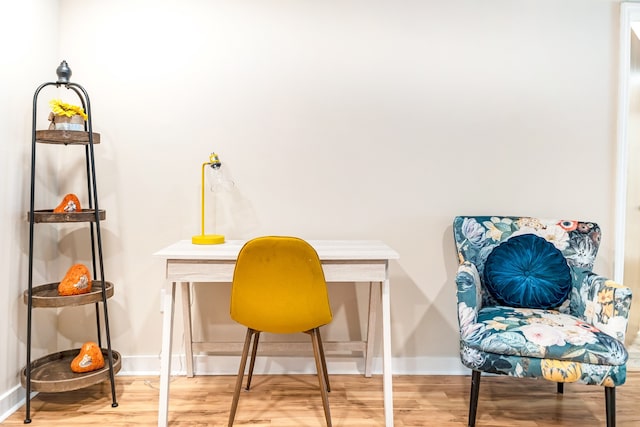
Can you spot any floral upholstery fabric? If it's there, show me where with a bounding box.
[453,216,632,387]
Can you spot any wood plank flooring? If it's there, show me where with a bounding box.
[3,372,640,426]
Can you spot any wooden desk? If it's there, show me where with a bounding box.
[154,239,399,427]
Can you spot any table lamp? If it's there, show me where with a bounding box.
[192,152,226,245]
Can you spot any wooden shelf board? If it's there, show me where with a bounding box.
[25,281,114,308]
[21,349,121,393]
[28,209,106,223]
[35,130,100,145]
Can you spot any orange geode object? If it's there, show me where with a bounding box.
[53,193,81,213]
[58,264,92,296]
[70,341,105,373]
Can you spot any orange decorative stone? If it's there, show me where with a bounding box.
[58,264,92,296]
[53,193,81,213]
[70,342,105,373]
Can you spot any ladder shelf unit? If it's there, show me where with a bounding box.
[23,61,119,423]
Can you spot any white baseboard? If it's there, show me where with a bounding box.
[1,355,469,422]
[118,354,470,376]
[0,385,31,423]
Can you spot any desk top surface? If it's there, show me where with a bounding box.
[154,239,399,261]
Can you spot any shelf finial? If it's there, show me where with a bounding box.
[56,60,72,84]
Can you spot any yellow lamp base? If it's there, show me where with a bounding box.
[192,234,225,245]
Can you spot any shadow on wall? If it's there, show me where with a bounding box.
[399,224,461,365]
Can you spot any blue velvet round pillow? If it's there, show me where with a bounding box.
[483,234,571,309]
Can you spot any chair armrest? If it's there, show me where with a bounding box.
[456,262,483,339]
[570,268,633,342]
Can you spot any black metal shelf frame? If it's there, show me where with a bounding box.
[24,61,118,423]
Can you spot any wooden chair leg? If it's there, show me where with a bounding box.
[246,331,261,390]
[557,382,564,394]
[605,386,616,427]
[468,370,481,427]
[310,328,332,427]
[228,328,255,427]
[316,328,331,392]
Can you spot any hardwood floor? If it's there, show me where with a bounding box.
[3,372,640,426]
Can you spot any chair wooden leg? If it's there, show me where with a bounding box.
[316,328,331,392]
[229,328,255,427]
[246,331,261,390]
[310,328,332,427]
[468,370,481,427]
[557,382,564,394]
[605,386,616,427]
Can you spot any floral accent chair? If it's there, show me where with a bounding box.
[453,216,632,427]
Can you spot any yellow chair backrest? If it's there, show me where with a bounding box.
[230,236,333,334]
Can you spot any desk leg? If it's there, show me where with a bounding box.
[158,282,176,427]
[381,277,394,427]
[181,282,194,377]
[365,281,379,378]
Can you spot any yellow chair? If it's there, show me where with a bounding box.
[228,236,333,427]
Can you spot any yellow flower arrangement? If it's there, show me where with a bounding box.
[49,99,88,120]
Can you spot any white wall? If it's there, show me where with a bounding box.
[0,0,60,420]
[1,0,624,418]
[623,22,640,343]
